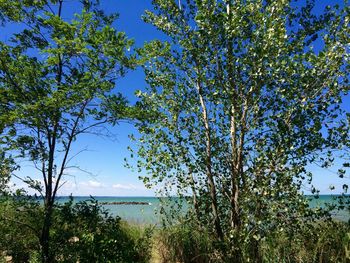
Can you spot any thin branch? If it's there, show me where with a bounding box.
[45,2,55,15]
[63,165,96,177]
[64,147,89,167]
[73,119,109,136]
[52,100,90,199]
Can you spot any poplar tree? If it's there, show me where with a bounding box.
[132,0,349,253]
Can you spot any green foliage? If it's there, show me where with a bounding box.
[0,194,42,262]
[155,220,350,263]
[257,221,350,263]
[0,196,153,263]
[0,0,47,25]
[0,149,17,194]
[0,0,136,199]
[130,0,350,251]
[50,198,153,263]
[155,223,214,263]
[0,1,137,260]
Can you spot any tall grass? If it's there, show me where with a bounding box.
[153,223,214,263]
[258,221,350,263]
[153,221,350,263]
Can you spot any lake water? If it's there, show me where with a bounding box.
[55,196,163,224]
[55,195,349,224]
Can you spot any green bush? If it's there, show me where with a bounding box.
[0,195,42,263]
[0,197,153,263]
[50,198,153,262]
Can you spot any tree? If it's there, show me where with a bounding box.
[131,0,349,258]
[0,0,135,261]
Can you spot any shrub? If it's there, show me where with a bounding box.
[0,195,41,263]
[50,198,153,263]
[0,196,153,263]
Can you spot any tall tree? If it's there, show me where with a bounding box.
[0,0,135,261]
[132,0,349,256]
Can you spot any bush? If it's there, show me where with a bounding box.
[50,198,153,262]
[0,196,153,263]
[0,195,42,263]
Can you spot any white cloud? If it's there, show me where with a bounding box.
[112,183,141,190]
[9,176,154,196]
[80,180,104,188]
[89,181,103,188]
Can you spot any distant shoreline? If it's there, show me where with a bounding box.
[54,194,347,198]
[99,201,151,205]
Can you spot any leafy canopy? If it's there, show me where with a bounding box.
[0,0,136,199]
[131,0,350,246]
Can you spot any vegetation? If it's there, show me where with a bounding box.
[0,0,137,261]
[0,196,153,263]
[1,195,349,263]
[131,0,350,259]
[0,0,349,262]
[154,220,350,263]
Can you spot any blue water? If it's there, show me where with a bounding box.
[55,196,163,224]
[308,195,350,222]
[54,195,349,224]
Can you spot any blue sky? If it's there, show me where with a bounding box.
[2,0,349,196]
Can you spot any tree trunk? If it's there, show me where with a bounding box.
[39,2,63,261]
[195,81,224,240]
[40,199,53,263]
[230,110,241,229]
[226,0,241,230]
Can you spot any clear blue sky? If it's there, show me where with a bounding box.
[3,0,349,196]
